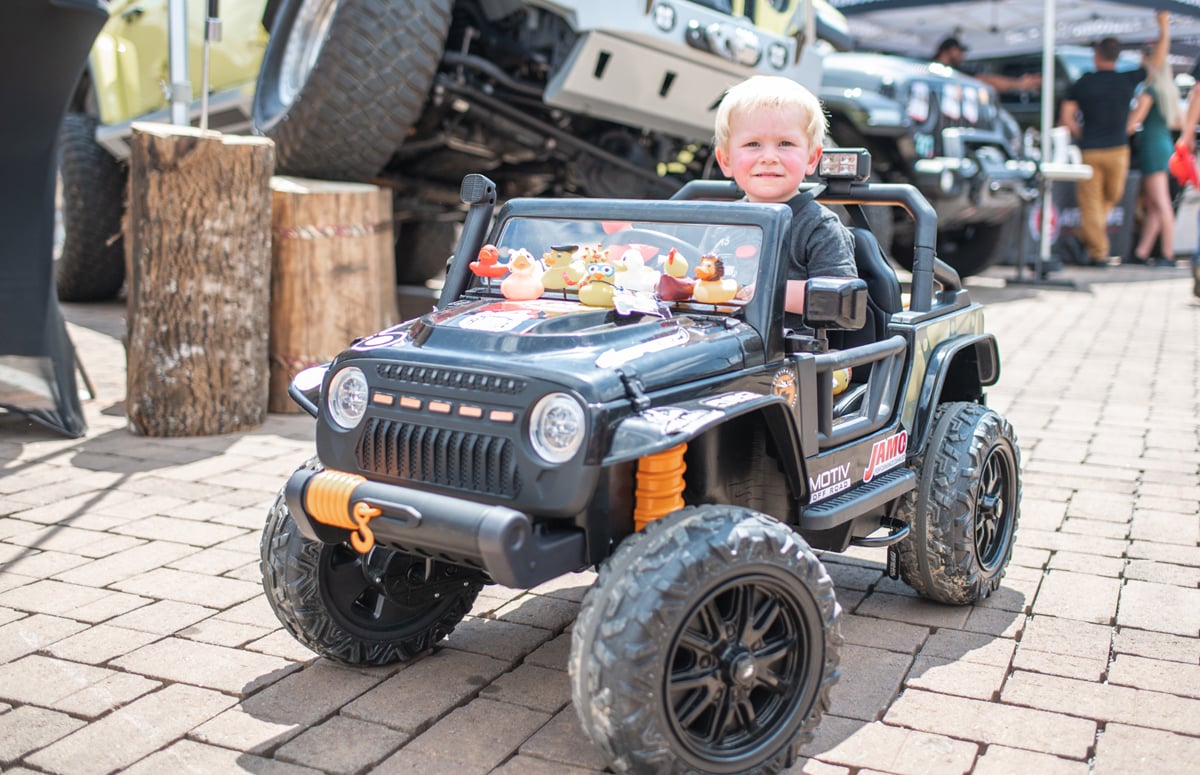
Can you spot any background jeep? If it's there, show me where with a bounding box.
[261,153,1021,773]
[58,0,850,301]
[820,51,1038,277]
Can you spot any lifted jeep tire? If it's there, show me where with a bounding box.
[260,459,483,665]
[56,113,126,302]
[897,402,1021,605]
[254,0,453,182]
[571,506,841,775]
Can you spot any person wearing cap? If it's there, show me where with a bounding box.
[932,37,1041,93]
[1059,10,1170,266]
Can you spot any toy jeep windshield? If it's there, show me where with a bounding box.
[261,150,1021,775]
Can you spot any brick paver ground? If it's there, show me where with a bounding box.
[2,262,1197,773]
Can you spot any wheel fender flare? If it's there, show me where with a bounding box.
[908,332,1000,456]
[602,391,798,467]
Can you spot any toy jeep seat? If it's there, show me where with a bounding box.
[829,226,903,362]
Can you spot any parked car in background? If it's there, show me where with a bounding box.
[820,51,1038,277]
[57,0,268,301]
[968,44,1144,131]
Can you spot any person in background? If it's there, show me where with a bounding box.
[932,37,1042,93]
[1060,11,1170,266]
[712,75,857,323]
[1127,42,1182,266]
[1176,59,1200,296]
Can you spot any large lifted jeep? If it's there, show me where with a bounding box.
[261,150,1021,774]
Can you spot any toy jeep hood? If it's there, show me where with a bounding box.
[340,298,750,406]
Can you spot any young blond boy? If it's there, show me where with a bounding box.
[713,75,857,319]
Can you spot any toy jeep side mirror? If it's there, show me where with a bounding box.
[804,276,868,332]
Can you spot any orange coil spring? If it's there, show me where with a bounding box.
[303,470,382,553]
[633,443,687,531]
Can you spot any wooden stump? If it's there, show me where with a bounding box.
[269,177,397,413]
[125,123,275,436]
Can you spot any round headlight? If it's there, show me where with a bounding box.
[529,392,585,463]
[327,367,369,429]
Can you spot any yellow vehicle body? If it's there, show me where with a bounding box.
[90,0,268,125]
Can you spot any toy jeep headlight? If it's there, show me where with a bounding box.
[327,366,369,429]
[529,392,585,463]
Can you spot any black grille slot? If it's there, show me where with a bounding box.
[375,364,525,395]
[357,418,520,497]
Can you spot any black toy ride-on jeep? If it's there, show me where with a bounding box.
[260,149,1021,775]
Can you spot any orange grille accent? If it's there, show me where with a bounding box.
[303,470,381,553]
[634,443,687,531]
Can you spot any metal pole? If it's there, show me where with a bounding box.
[1038,0,1054,267]
[201,1,222,131]
[167,0,190,126]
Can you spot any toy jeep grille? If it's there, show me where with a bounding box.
[356,417,522,497]
[376,364,525,395]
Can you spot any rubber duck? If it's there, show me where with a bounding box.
[693,254,739,305]
[578,261,618,308]
[500,249,544,301]
[656,247,695,302]
[470,244,508,292]
[541,244,584,297]
[616,248,661,293]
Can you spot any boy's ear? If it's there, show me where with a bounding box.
[715,146,731,175]
[805,145,823,175]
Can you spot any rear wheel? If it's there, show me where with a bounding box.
[260,459,483,665]
[253,0,453,181]
[571,506,840,774]
[896,403,1021,605]
[56,113,126,302]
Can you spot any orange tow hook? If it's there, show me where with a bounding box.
[303,470,383,553]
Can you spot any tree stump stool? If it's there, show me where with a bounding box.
[125,123,275,437]
[269,177,397,413]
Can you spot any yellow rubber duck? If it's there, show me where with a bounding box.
[500,249,544,301]
[541,244,584,297]
[692,254,739,305]
[578,262,618,308]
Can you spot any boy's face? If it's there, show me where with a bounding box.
[716,104,821,204]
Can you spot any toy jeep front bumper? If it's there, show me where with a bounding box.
[284,466,587,588]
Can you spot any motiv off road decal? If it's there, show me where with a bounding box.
[863,430,907,482]
[809,462,851,503]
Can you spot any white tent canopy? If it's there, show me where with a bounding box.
[831,0,1200,59]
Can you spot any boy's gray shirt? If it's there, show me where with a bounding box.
[785,192,857,282]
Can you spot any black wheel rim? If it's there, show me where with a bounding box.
[665,573,818,766]
[317,545,448,640]
[975,442,1018,572]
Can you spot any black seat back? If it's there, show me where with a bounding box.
[827,227,903,373]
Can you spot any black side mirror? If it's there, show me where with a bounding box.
[804,276,868,332]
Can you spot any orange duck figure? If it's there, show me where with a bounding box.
[501,249,544,301]
[656,247,695,301]
[469,244,508,291]
[692,254,739,304]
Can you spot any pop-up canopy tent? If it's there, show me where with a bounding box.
[831,0,1200,269]
[831,0,1200,59]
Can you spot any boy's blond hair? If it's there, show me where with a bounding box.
[714,75,828,152]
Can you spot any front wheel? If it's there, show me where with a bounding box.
[570,506,841,775]
[897,402,1021,605]
[260,459,483,665]
[56,113,126,302]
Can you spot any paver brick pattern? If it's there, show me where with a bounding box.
[1,265,1197,773]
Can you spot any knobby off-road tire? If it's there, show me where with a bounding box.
[896,402,1021,605]
[394,219,457,284]
[570,506,841,775]
[56,113,126,302]
[253,0,453,181]
[260,458,482,665]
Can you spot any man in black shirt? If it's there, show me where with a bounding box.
[1059,11,1169,265]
